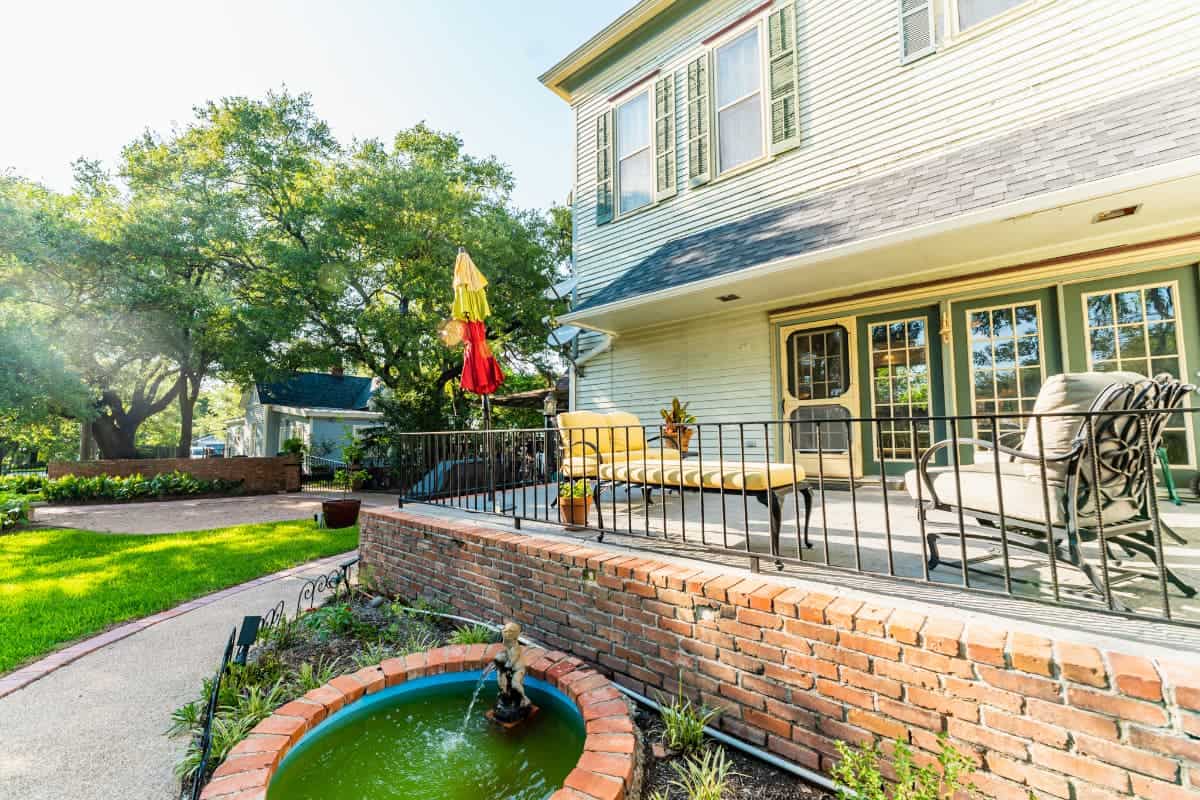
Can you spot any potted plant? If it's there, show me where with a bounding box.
[279,437,307,459]
[559,479,593,527]
[322,468,366,529]
[660,397,697,455]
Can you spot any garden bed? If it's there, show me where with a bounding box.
[177,590,835,800]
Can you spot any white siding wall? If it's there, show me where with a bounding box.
[575,310,774,457]
[569,0,1200,419]
[570,0,1200,300]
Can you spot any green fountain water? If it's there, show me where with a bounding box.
[266,673,586,800]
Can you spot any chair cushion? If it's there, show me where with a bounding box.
[603,459,805,492]
[606,411,646,452]
[904,464,1141,527]
[1018,371,1144,484]
[557,410,614,456]
[560,455,602,478]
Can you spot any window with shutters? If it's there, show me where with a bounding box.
[616,91,653,214]
[685,3,800,186]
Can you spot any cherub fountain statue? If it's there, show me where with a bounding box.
[488,621,536,727]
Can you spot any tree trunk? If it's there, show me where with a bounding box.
[175,372,203,459]
[78,422,95,461]
[90,417,139,460]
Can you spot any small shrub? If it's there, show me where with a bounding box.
[352,641,394,669]
[658,684,719,754]
[449,623,495,645]
[302,602,358,641]
[0,474,46,494]
[293,658,340,694]
[175,714,254,779]
[38,471,242,504]
[166,699,204,739]
[832,736,980,800]
[559,479,593,499]
[0,497,29,532]
[667,747,737,800]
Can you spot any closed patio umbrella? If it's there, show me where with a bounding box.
[450,248,504,398]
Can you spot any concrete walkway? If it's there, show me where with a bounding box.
[34,490,398,534]
[0,553,353,800]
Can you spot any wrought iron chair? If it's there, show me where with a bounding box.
[908,374,1196,606]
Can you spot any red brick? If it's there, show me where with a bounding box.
[1066,686,1169,726]
[701,574,742,602]
[576,751,634,785]
[200,769,270,798]
[563,767,624,800]
[886,609,925,645]
[816,678,874,710]
[329,674,367,703]
[1030,744,1130,792]
[877,697,943,732]
[251,714,306,745]
[824,597,862,629]
[841,666,902,699]
[904,647,974,678]
[813,643,869,671]
[977,664,1062,702]
[965,626,1008,666]
[585,733,637,754]
[1074,733,1179,781]
[921,618,963,657]
[838,631,900,660]
[766,734,820,770]
[772,588,809,617]
[726,578,768,607]
[1056,642,1107,688]
[942,676,1023,713]
[854,604,892,636]
[906,685,978,722]
[351,666,385,694]
[984,752,1071,799]
[744,707,792,738]
[798,593,835,623]
[1027,697,1117,740]
[1159,660,1200,711]
[846,709,908,741]
[380,657,409,686]
[1009,633,1053,677]
[1127,725,1200,763]
[1107,652,1162,701]
[1130,774,1197,800]
[875,659,940,690]
[782,617,837,644]
[946,718,1027,758]
[736,606,782,630]
[274,699,326,726]
[983,709,1069,749]
[211,750,280,779]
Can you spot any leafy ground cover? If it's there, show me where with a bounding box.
[0,519,358,673]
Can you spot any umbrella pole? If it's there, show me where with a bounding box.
[483,395,496,511]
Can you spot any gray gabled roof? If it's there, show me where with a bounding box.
[575,75,1200,312]
[255,372,375,411]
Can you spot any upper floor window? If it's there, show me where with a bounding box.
[714,28,764,174]
[616,91,653,214]
[955,0,1025,31]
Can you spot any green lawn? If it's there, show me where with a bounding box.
[0,520,358,674]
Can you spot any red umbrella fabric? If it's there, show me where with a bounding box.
[460,319,504,395]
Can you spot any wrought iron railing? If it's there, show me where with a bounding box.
[391,395,1199,628]
[301,455,345,491]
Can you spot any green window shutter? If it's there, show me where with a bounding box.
[653,74,677,199]
[686,55,711,187]
[899,0,935,62]
[767,3,800,155]
[595,110,614,225]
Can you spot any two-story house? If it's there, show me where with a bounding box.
[541,0,1200,483]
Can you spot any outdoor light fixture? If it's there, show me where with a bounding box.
[696,604,720,623]
[1092,204,1140,223]
[716,293,741,302]
[543,391,558,418]
[234,615,262,665]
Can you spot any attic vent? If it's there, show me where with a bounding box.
[1092,205,1140,223]
[717,293,741,302]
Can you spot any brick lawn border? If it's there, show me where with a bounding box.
[0,551,356,699]
[200,644,640,800]
[360,508,1200,800]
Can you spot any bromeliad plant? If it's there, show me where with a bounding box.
[660,397,697,453]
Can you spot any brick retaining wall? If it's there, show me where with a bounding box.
[48,456,300,493]
[360,508,1200,800]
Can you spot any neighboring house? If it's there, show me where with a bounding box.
[224,371,384,459]
[541,0,1200,480]
[190,434,225,458]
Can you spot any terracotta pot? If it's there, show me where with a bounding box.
[322,498,361,529]
[559,496,592,527]
[664,426,694,455]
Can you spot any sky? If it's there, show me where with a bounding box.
[0,0,633,211]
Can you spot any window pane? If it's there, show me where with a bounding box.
[616,93,650,159]
[718,94,763,172]
[871,324,887,351]
[1014,305,1039,336]
[970,311,990,339]
[957,0,1023,30]
[1147,322,1177,356]
[618,149,652,213]
[1117,325,1147,359]
[991,308,1013,339]
[1144,286,1175,321]
[1087,295,1113,328]
[1115,291,1143,324]
[1089,328,1115,362]
[715,30,761,107]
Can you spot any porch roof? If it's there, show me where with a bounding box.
[564,75,1200,332]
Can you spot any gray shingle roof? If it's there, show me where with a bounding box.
[575,76,1200,312]
[256,372,375,411]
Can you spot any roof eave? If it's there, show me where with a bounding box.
[539,0,679,102]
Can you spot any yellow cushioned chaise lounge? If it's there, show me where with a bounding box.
[556,410,812,558]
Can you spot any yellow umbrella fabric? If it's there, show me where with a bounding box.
[451,249,491,321]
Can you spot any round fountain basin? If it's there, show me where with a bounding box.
[202,645,638,800]
[267,672,583,800]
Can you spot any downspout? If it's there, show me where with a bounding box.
[396,607,846,796]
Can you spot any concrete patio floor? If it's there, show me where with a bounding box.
[426,481,1200,626]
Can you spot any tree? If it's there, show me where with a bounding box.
[185,92,562,428]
